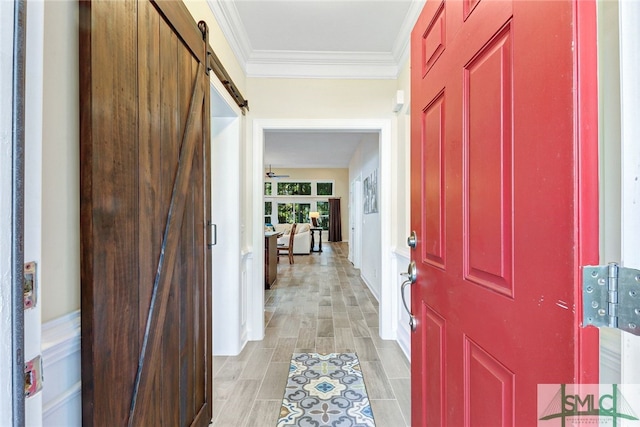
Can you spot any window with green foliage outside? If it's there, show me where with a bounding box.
[277,182,312,196]
[316,182,333,196]
[316,201,329,230]
[265,202,273,225]
[264,182,272,195]
[277,203,310,224]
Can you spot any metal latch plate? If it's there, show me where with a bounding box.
[583,264,640,336]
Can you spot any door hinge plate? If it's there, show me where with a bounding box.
[583,263,640,336]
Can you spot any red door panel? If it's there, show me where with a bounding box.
[464,23,513,296]
[410,0,599,425]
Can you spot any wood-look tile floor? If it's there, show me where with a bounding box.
[210,242,411,427]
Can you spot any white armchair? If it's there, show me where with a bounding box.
[274,223,311,255]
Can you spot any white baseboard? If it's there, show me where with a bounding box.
[360,272,381,302]
[42,310,82,426]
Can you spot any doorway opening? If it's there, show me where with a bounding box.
[250,119,398,342]
[210,81,245,355]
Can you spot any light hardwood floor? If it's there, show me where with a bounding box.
[211,242,411,427]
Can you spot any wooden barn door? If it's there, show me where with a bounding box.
[79,1,212,425]
[409,0,599,425]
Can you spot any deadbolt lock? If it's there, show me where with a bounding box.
[407,231,417,249]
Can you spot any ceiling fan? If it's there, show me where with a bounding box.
[265,165,289,179]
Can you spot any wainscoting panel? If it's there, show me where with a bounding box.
[42,310,81,426]
[393,249,412,362]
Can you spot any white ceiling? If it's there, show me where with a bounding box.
[208,0,424,79]
[264,130,378,168]
[208,1,421,168]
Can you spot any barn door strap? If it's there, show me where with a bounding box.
[128,62,205,426]
[582,263,640,336]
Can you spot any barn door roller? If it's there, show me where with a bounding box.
[582,263,640,336]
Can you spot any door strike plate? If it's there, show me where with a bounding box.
[582,263,640,336]
[24,355,43,398]
[23,261,37,309]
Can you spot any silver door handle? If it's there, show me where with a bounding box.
[400,261,417,332]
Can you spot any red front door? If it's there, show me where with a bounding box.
[409,0,599,424]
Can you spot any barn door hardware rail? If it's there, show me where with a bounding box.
[583,263,640,336]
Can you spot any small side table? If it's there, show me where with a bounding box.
[310,227,323,252]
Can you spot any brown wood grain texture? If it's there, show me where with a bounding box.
[78,1,95,423]
[157,14,181,426]
[128,61,205,425]
[137,2,164,424]
[152,0,205,63]
[81,1,211,425]
[80,1,139,425]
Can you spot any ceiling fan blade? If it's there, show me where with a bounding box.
[265,166,289,178]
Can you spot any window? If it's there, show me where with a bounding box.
[264,179,334,226]
[277,203,311,224]
[264,201,272,224]
[294,203,310,223]
[277,182,312,196]
[317,201,329,230]
[317,182,333,196]
[277,203,293,224]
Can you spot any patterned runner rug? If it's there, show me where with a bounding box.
[277,353,375,427]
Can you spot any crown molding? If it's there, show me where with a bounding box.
[207,0,424,79]
[207,0,250,68]
[392,0,425,65]
[246,50,399,79]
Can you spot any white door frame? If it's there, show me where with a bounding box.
[351,176,363,269]
[598,0,640,393]
[349,181,354,262]
[210,79,245,355]
[617,0,640,387]
[1,2,18,423]
[251,119,397,340]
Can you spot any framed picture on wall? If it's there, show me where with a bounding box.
[363,169,378,214]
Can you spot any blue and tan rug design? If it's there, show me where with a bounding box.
[277,352,375,427]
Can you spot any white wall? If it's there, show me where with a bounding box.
[25,0,45,424]
[0,1,16,422]
[211,114,246,355]
[391,58,412,358]
[393,60,411,251]
[349,136,381,299]
[41,0,79,323]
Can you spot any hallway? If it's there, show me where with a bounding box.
[211,243,410,427]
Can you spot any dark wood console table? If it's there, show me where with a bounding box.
[265,232,281,288]
[310,227,323,252]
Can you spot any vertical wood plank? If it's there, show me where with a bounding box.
[137,3,164,424]
[80,0,139,424]
[82,1,212,424]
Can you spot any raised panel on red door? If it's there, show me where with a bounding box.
[410,0,598,425]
